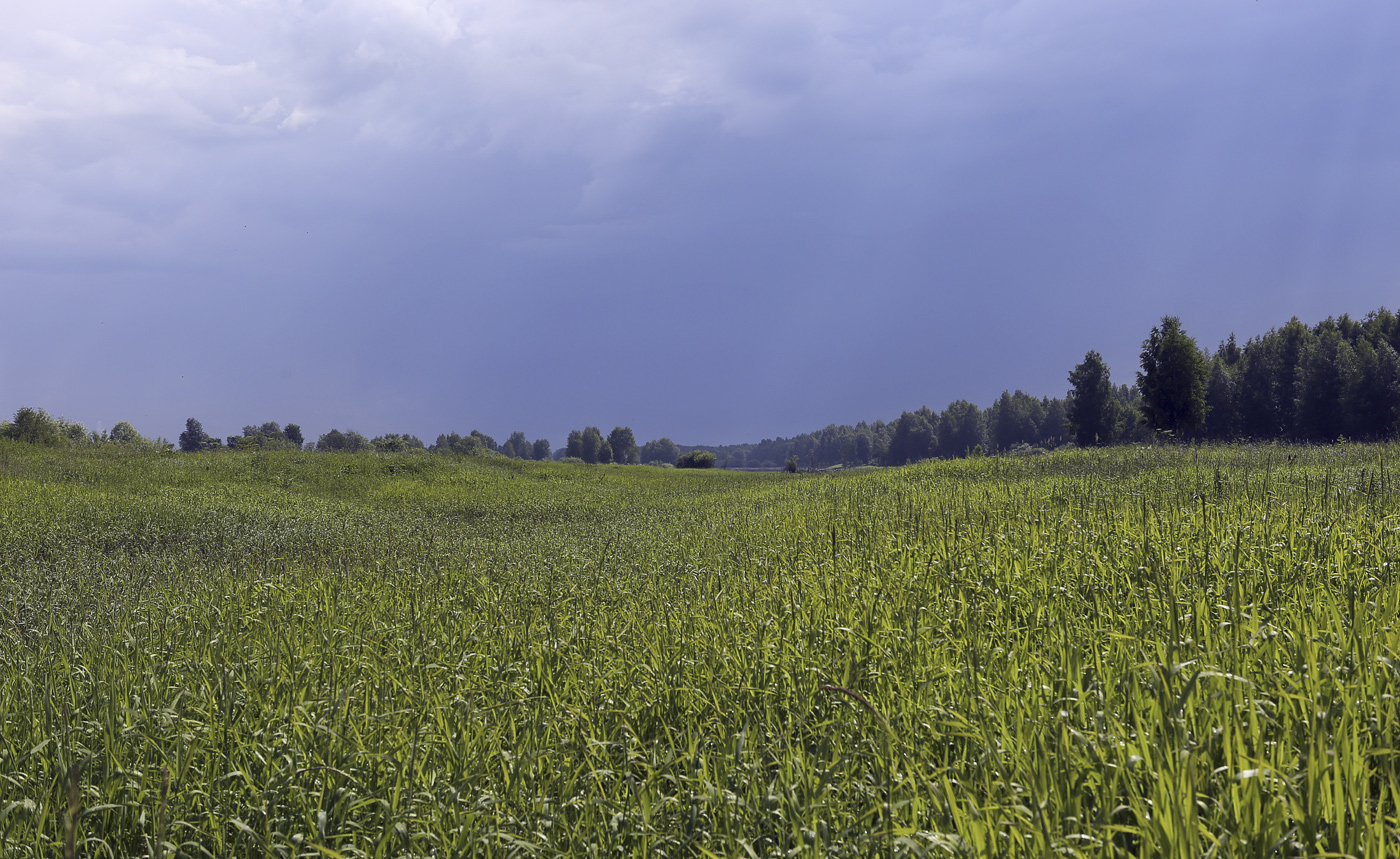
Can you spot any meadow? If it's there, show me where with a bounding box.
[2,441,1400,857]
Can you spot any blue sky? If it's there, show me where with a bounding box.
[3,1,1398,446]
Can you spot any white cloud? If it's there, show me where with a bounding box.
[278,106,315,130]
[241,96,281,124]
[3,0,1398,445]
[1,0,1007,161]
[2,0,1393,267]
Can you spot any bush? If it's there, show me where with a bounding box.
[784,456,800,473]
[1,407,88,446]
[317,429,371,452]
[372,434,426,453]
[1,407,63,446]
[676,450,716,469]
[227,422,303,451]
[108,421,170,451]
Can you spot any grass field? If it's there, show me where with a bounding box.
[3,441,1400,857]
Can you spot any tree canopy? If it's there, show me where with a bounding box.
[179,418,220,452]
[676,450,716,469]
[11,307,1400,465]
[317,429,371,452]
[1138,316,1209,438]
[1066,351,1117,446]
[640,437,680,466]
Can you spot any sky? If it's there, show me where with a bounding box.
[2,1,1398,447]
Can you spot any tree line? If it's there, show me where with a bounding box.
[0,408,173,450]
[0,407,723,471]
[6,307,1396,465]
[671,391,1084,469]
[1066,308,1400,446]
[678,306,1400,468]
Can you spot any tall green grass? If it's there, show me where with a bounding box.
[2,441,1399,856]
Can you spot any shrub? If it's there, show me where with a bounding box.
[372,434,426,453]
[1,407,63,445]
[179,418,222,452]
[1,407,88,446]
[317,429,371,452]
[676,450,716,469]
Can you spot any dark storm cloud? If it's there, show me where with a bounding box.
[2,1,1398,445]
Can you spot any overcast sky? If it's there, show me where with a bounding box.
[3,1,1398,446]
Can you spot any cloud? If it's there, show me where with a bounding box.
[2,1,1390,279]
[0,1,957,269]
[0,2,1016,161]
[4,0,1400,443]
[4,2,1394,241]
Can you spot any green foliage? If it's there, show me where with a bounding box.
[429,432,496,455]
[570,426,612,464]
[1296,327,1347,442]
[989,390,1044,451]
[884,408,936,465]
[640,437,680,466]
[608,426,639,465]
[937,399,984,458]
[679,397,1071,469]
[1198,309,1400,442]
[370,433,425,453]
[108,421,144,446]
[1138,316,1211,438]
[227,422,302,451]
[470,429,497,452]
[4,445,1400,855]
[852,430,872,464]
[1203,336,1243,440]
[0,406,92,447]
[1,407,65,446]
[1066,350,1117,446]
[316,428,371,452]
[500,431,531,459]
[178,417,221,452]
[675,449,716,468]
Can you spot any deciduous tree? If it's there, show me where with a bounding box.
[640,437,680,465]
[676,450,716,468]
[317,429,371,452]
[3,407,64,446]
[884,409,935,466]
[501,431,531,459]
[938,400,984,458]
[179,418,219,452]
[607,427,639,464]
[580,426,608,464]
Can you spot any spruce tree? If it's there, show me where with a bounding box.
[1066,351,1117,446]
[1138,317,1209,438]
